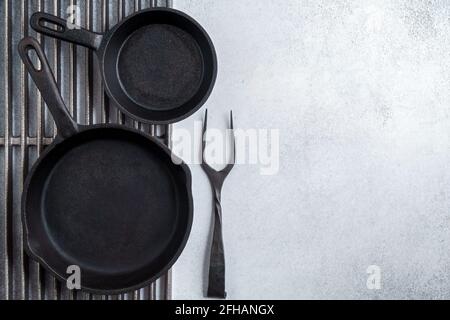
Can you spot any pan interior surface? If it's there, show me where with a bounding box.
[25,129,191,291]
[117,24,203,111]
[44,135,177,273]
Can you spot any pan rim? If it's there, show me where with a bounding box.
[98,7,218,124]
[22,124,194,294]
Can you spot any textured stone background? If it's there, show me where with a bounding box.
[172,0,450,299]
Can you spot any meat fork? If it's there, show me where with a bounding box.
[201,109,235,298]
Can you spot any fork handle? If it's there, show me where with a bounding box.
[207,190,226,298]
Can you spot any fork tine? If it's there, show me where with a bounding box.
[229,110,235,165]
[201,109,215,172]
[230,110,233,129]
[221,111,235,175]
[202,109,208,156]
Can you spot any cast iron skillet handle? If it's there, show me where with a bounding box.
[30,12,102,50]
[207,187,227,298]
[18,37,79,138]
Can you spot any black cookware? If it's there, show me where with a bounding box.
[31,7,217,124]
[18,37,193,294]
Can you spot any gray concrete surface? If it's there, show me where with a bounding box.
[172,0,450,299]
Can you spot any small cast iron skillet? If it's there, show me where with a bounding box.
[18,37,193,294]
[31,8,217,124]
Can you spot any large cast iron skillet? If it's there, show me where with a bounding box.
[31,8,217,124]
[18,37,193,294]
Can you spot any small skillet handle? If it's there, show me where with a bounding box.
[207,189,227,298]
[30,12,102,50]
[18,37,79,138]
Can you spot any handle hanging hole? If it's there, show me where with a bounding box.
[40,19,65,32]
[26,47,41,71]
